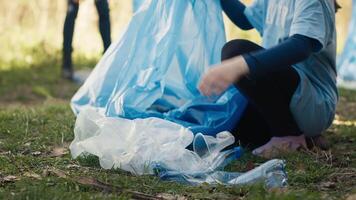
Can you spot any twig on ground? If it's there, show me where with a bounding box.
[48,167,166,200]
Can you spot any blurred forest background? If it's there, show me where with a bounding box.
[1,2,356,199]
[0,0,353,70]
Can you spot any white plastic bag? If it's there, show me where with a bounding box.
[70,108,235,174]
[70,108,288,188]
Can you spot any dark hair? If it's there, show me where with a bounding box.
[335,0,341,13]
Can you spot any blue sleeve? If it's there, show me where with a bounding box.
[220,0,253,30]
[243,34,320,79]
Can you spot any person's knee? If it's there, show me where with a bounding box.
[221,39,262,61]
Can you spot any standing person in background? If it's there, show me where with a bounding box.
[62,0,111,80]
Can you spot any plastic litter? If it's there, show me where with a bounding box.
[156,159,287,188]
[70,108,287,188]
[70,0,287,188]
[338,0,356,89]
[71,0,247,136]
[70,108,234,174]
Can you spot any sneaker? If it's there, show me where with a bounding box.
[252,135,306,159]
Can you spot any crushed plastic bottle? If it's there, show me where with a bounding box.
[228,159,287,188]
[156,159,287,188]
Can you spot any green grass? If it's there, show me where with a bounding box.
[0,46,355,199]
[0,45,99,105]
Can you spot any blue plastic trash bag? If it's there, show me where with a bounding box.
[338,0,356,89]
[132,0,145,12]
[71,0,247,135]
[70,108,287,188]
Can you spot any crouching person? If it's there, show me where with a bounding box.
[199,0,340,158]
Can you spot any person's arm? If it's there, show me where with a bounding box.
[243,34,321,79]
[220,0,253,30]
[199,34,320,96]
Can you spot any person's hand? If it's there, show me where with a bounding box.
[199,55,249,96]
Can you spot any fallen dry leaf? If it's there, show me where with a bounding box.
[50,147,68,157]
[42,169,50,177]
[66,164,81,169]
[346,194,356,200]
[320,181,337,190]
[2,175,20,183]
[49,168,67,178]
[23,172,42,180]
[31,151,42,156]
[157,193,188,200]
[0,151,11,155]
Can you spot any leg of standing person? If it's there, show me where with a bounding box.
[95,0,111,53]
[221,39,303,150]
[63,0,79,80]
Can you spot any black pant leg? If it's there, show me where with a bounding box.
[237,67,301,137]
[233,103,272,149]
[221,39,301,148]
[95,0,111,52]
[221,39,271,148]
[63,0,79,70]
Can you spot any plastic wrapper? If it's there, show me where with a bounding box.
[338,0,356,89]
[70,108,236,174]
[71,0,247,135]
[70,108,287,188]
